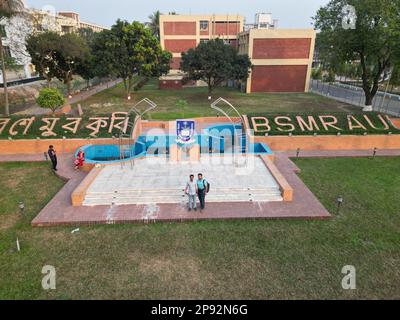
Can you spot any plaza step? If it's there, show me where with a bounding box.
[83,186,283,206]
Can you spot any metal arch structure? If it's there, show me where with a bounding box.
[210,97,247,165]
[119,98,157,169]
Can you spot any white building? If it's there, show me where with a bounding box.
[0,3,107,85]
[0,13,34,84]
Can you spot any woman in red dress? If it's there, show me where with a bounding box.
[75,149,85,170]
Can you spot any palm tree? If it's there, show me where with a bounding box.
[147,10,161,39]
[0,0,24,116]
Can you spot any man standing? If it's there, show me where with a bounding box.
[48,145,57,171]
[185,174,197,212]
[196,173,209,212]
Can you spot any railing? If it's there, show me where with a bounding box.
[118,98,157,169]
[310,79,400,117]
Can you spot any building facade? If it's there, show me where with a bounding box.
[159,13,315,93]
[1,6,107,85]
[238,29,315,93]
[159,14,244,75]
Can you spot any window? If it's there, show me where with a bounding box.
[3,46,12,59]
[0,25,6,38]
[200,39,209,44]
[200,20,209,31]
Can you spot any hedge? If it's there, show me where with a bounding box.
[246,112,400,136]
[0,114,137,140]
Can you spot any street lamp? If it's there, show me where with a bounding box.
[18,201,25,215]
[336,196,344,214]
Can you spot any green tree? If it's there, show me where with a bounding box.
[0,0,24,115]
[26,31,60,86]
[56,33,89,97]
[27,32,89,96]
[92,20,171,99]
[313,0,400,107]
[36,88,65,113]
[181,39,252,97]
[147,10,161,39]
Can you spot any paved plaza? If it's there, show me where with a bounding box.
[83,155,282,206]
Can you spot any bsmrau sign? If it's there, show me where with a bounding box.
[248,113,400,136]
[176,120,195,144]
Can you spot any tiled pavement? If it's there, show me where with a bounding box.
[1,149,399,227]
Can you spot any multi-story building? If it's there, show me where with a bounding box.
[159,14,244,89]
[238,28,315,93]
[31,11,106,34]
[159,13,315,93]
[1,5,107,85]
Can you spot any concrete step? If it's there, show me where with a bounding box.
[86,187,281,196]
[83,194,283,206]
[84,190,282,200]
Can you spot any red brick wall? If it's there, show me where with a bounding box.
[253,38,311,59]
[164,39,197,53]
[230,39,237,48]
[163,22,196,35]
[170,57,182,69]
[159,79,183,90]
[251,65,307,92]
[214,22,240,36]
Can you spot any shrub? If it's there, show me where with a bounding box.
[36,88,65,113]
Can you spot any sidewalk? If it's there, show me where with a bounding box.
[14,78,122,115]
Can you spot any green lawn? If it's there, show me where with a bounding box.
[75,78,360,120]
[0,158,399,299]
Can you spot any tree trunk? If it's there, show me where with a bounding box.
[127,76,132,99]
[0,36,9,116]
[122,78,129,98]
[364,92,373,106]
[66,77,72,97]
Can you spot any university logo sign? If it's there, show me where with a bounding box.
[176,120,195,144]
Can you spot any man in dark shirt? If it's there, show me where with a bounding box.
[48,145,57,171]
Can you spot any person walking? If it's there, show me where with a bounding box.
[196,173,209,212]
[48,145,58,171]
[185,174,198,212]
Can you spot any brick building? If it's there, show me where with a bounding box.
[159,13,315,93]
[159,14,244,89]
[238,29,315,93]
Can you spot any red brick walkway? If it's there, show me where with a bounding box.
[1,149,399,227]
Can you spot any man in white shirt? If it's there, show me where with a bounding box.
[185,174,198,211]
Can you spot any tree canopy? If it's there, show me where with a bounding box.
[26,32,89,95]
[36,88,65,113]
[92,19,171,99]
[147,10,161,39]
[181,39,252,96]
[313,0,400,107]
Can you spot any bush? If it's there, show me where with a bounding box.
[311,68,323,80]
[36,88,65,113]
[323,70,336,83]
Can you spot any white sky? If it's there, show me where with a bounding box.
[25,0,330,29]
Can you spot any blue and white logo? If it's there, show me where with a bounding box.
[176,120,195,144]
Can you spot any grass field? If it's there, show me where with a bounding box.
[0,157,399,299]
[76,78,360,119]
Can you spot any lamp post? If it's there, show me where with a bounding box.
[18,201,25,215]
[336,196,343,214]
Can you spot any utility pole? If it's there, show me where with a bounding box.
[0,34,9,116]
